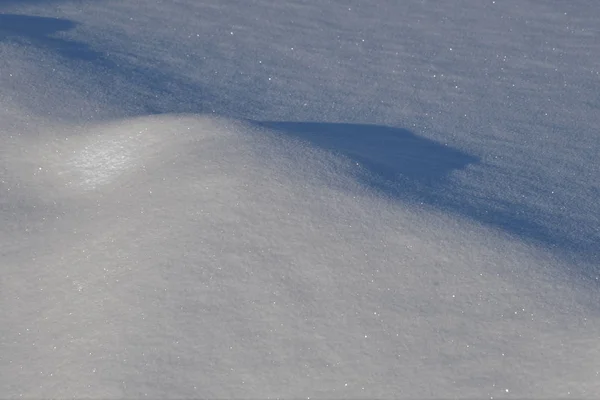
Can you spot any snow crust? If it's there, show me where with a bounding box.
[1,0,599,397]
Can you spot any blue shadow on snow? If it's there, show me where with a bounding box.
[0,14,104,61]
[255,121,600,275]
[0,13,214,115]
[255,121,477,188]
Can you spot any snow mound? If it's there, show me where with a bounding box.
[2,114,599,398]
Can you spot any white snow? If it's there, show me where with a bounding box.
[1,0,599,398]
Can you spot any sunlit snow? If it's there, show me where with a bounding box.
[1,1,599,398]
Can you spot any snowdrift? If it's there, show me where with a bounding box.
[2,114,599,397]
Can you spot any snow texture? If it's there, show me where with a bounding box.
[1,0,599,398]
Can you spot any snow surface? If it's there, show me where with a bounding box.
[1,0,599,398]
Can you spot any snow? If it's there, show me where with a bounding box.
[1,0,599,398]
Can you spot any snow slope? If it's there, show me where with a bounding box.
[1,0,599,398]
